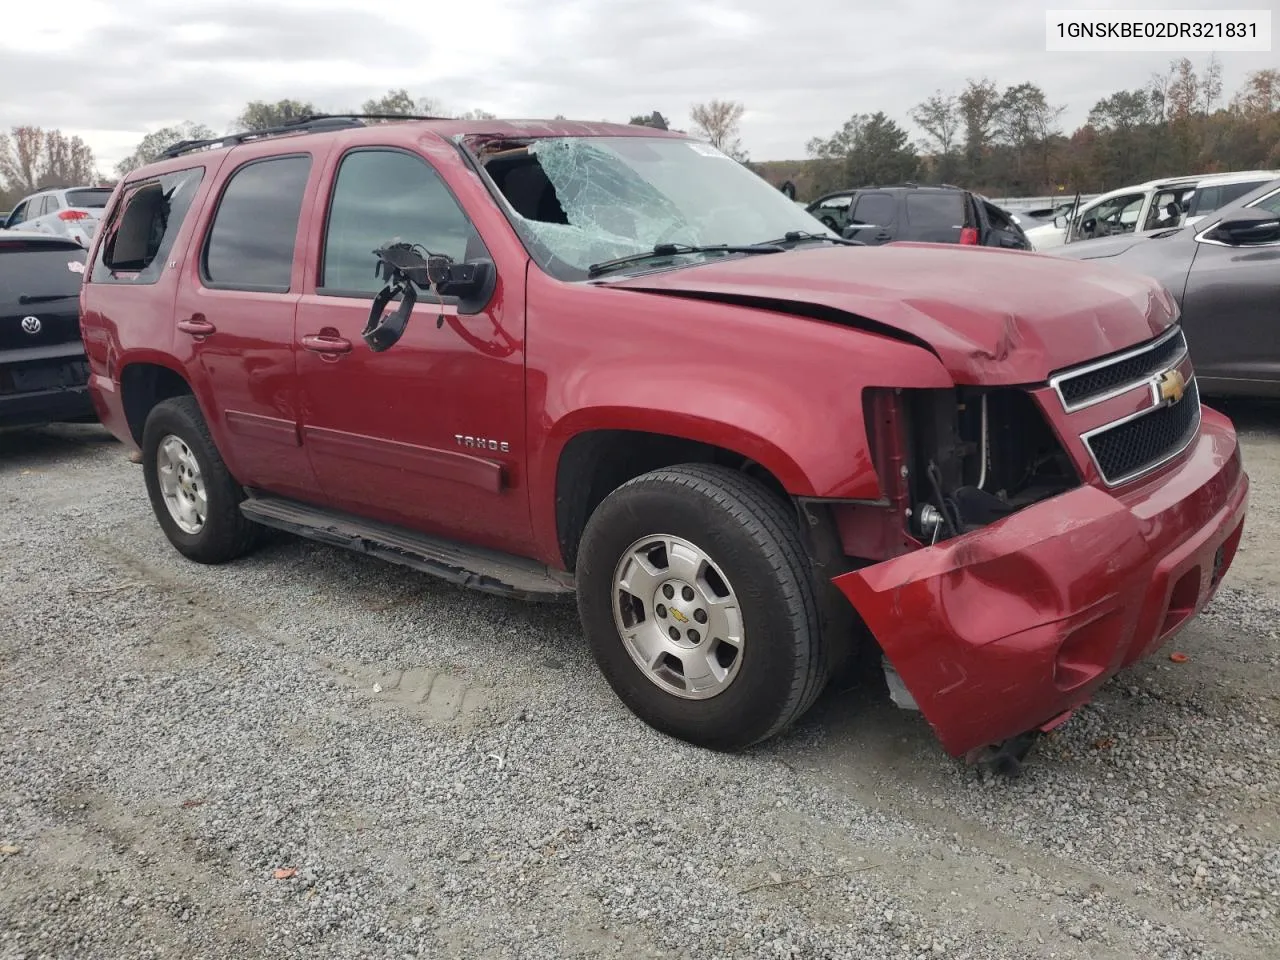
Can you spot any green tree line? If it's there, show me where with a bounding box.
[784,58,1280,200]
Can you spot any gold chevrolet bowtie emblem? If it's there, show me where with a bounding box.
[670,608,689,623]
[1157,369,1186,405]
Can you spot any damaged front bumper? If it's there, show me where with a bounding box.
[832,406,1248,759]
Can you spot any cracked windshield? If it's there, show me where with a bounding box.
[482,136,833,277]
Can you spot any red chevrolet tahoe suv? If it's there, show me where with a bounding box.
[79,116,1249,767]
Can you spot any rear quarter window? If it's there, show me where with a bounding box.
[1192,181,1271,216]
[91,166,205,285]
[65,188,113,209]
[905,193,964,228]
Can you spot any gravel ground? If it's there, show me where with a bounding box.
[1,401,1278,960]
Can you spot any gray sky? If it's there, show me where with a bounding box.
[2,0,1276,175]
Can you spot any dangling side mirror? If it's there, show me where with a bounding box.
[435,259,493,298]
[362,242,498,352]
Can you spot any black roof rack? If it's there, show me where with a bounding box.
[155,113,447,161]
[863,181,966,191]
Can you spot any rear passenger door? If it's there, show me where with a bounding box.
[84,165,211,415]
[173,150,326,502]
[845,192,896,244]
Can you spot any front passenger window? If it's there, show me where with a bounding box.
[320,149,484,295]
[851,193,895,225]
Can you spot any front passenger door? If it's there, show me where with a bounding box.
[846,192,896,244]
[295,147,532,556]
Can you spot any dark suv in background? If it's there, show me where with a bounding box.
[0,232,93,428]
[805,184,1031,249]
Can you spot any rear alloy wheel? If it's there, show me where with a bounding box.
[576,464,829,751]
[141,395,262,564]
[156,434,207,535]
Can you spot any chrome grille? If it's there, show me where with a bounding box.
[1083,378,1201,486]
[1051,326,1188,411]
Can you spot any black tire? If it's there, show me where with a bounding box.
[141,395,261,564]
[575,464,829,751]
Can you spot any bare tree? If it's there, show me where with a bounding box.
[1166,58,1199,121]
[0,127,44,194]
[0,126,99,193]
[1231,68,1280,115]
[910,92,960,157]
[1199,54,1223,114]
[690,100,747,159]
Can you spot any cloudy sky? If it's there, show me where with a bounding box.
[2,0,1275,175]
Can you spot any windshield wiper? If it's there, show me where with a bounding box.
[18,294,76,304]
[587,242,785,278]
[763,230,865,247]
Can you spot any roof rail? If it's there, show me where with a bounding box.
[155,113,446,162]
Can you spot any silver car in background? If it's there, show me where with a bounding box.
[1,185,113,248]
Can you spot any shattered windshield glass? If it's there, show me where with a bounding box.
[479,136,833,279]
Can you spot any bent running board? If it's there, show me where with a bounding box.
[239,492,576,603]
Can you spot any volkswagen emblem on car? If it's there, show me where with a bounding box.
[21,316,42,335]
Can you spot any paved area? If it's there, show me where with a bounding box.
[1,400,1277,959]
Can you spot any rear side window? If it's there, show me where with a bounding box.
[850,192,895,225]
[320,149,482,295]
[0,239,86,312]
[66,188,112,209]
[92,167,205,285]
[905,193,963,228]
[202,155,311,293]
[1252,189,1280,216]
[1192,181,1269,217]
[983,201,1017,232]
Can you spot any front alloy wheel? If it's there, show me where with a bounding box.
[576,464,831,751]
[613,534,744,699]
